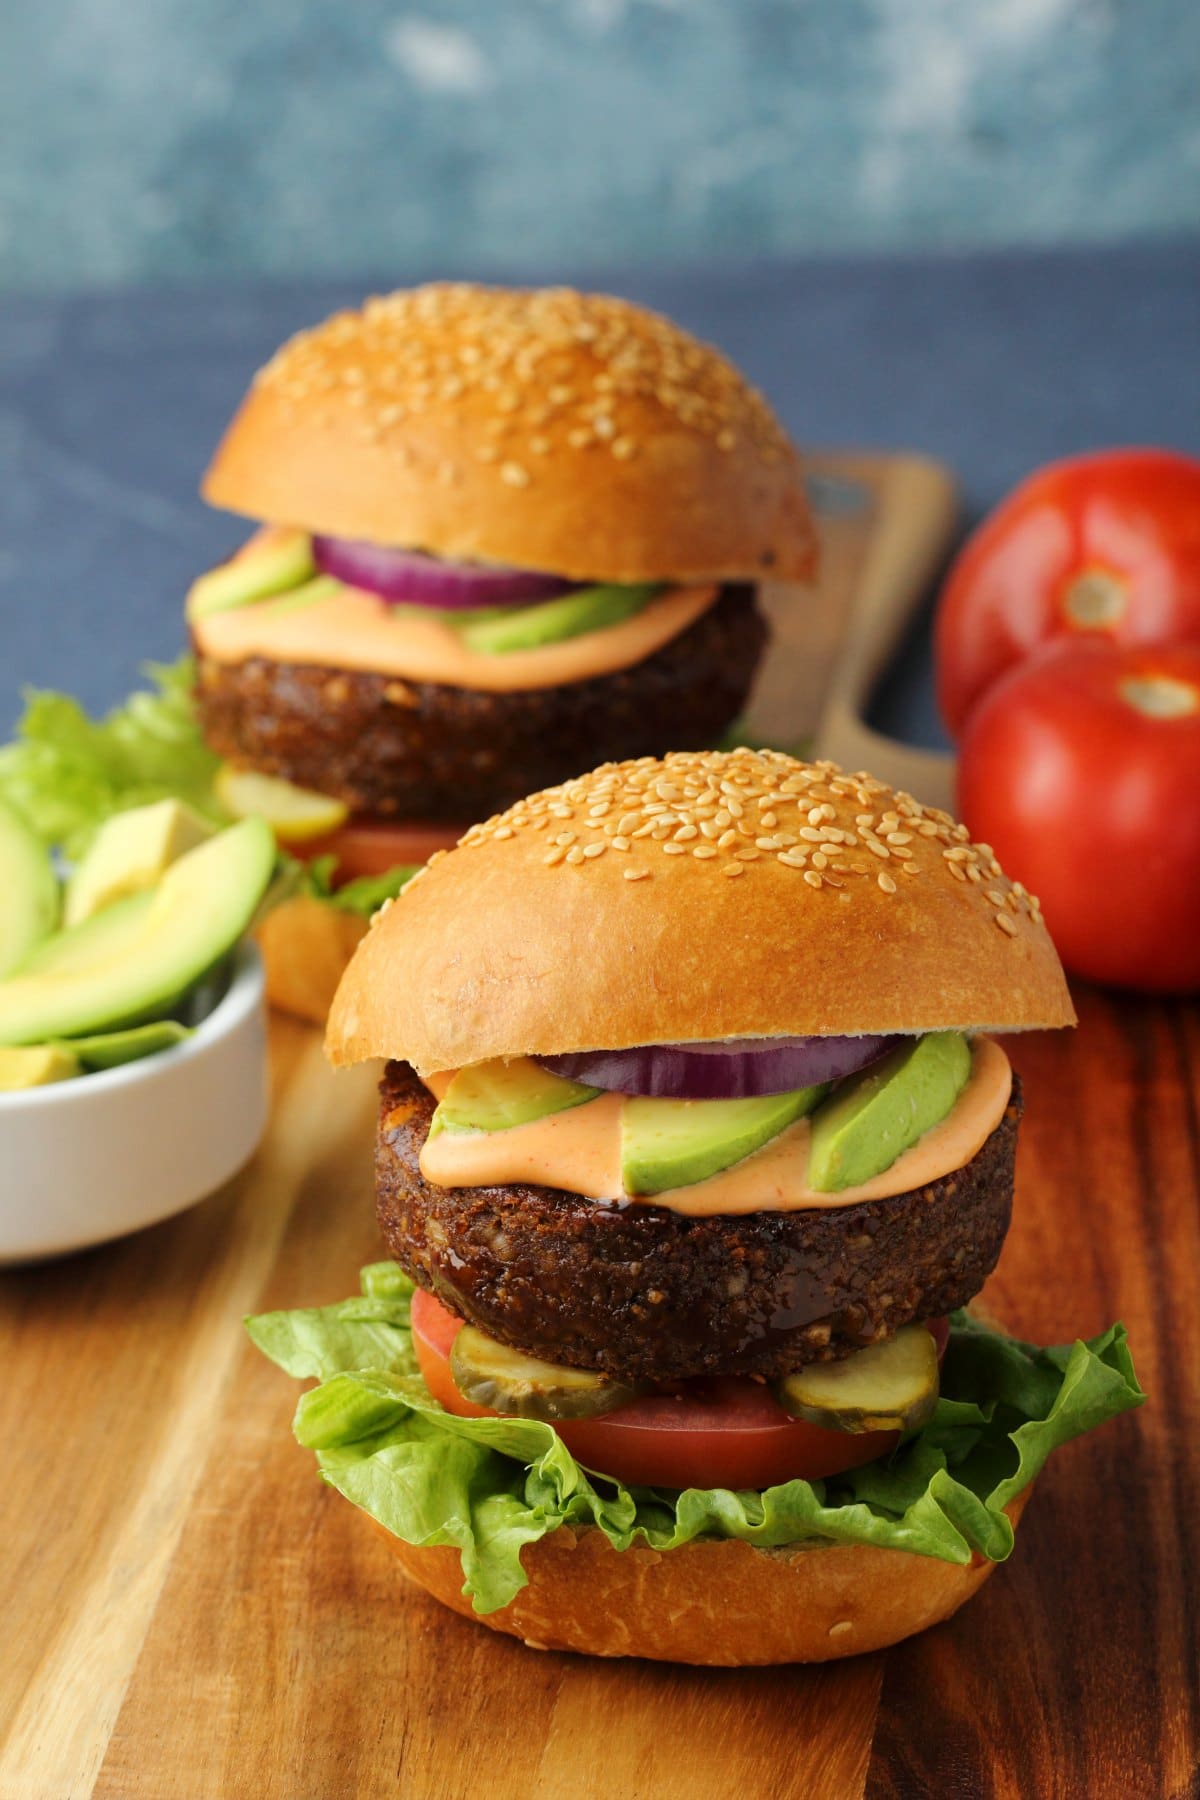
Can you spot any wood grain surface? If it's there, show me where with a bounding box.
[0,991,1193,1800]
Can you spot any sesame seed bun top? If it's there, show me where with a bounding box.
[202,284,816,585]
[325,749,1075,1076]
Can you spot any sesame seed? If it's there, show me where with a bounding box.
[723,863,745,878]
[500,461,530,487]
[623,867,649,881]
[450,749,1035,921]
[995,912,1018,936]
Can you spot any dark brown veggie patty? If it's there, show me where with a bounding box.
[193,584,765,820]
[375,1061,1020,1383]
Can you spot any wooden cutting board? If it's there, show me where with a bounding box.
[1,455,1196,1798]
[750,449,958,809]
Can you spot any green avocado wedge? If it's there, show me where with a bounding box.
[0,1043,79,1090]
[187,531,315,619]
[0,798,59,978]
[431,1057,601,1136]
[807,1031,972,1193]
[453,583,662,654]
[53,1019,193,1071]
[0,817,274,1044]
[64,797,215,927]
[622,1085,828,1196]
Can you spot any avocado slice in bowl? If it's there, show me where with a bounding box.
[0,817,275,1044]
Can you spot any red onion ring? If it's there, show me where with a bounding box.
[536,1035,900,1099]
[312,535,576,609]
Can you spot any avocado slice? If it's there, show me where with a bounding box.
[187,530,315,619]
[773,1325,940,1434]
[0,818,274,1044]
[0,1043,79,1090]
[808,1032,972,1194]
[65,798,215,927]
[453,583,662,655]
[260,574,343,616]
[0,798,59,978]
[622,1085,828,1197]
[431,1057,601,1136]
[54,1019,192,1071]
[450,1326,641,1421]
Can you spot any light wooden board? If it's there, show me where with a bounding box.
[749,450,958,808]
[1,997,1194,1799]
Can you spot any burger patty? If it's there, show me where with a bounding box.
[193,584,765,819]
[376,1061,1021,1383]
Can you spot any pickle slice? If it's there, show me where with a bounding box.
[772,1324,939,1434]
[449,1325,641,1422]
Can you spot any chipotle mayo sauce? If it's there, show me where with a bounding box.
[419,1037,1013,1217]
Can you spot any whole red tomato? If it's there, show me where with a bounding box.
[956,639,1200,993]
[937,449,1200,737]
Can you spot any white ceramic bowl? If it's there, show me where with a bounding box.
[0,944,268,1262]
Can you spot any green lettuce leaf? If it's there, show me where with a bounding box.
[296,856,421,917]
[0,658,224,856]
[247,1266,1144,1615]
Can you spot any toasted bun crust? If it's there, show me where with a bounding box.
[382,1491,1029,1664]
[202,285,816,585]
[327,750,1075,1074]
[255,896,368,1026]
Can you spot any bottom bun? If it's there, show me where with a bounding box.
[379,1489,1030,1665]
[256,895,368,1026]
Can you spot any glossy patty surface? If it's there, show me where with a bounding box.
[194,585,765,819]
[375,1060,1020,1383]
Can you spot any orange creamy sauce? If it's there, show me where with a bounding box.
[418,1037,1013,1217]
[189,532,720,694]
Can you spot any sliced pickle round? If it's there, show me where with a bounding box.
[772,1324,940,1434]
[449,1325,642,1422]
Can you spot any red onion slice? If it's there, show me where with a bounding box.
[312,535,576,609]
[536,1035,900,1099]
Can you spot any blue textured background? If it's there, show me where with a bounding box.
[3,0,1198,290]
[4,244,1199,742]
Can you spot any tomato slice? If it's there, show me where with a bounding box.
[297,817,465,882]
[410,1289,948,1491]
